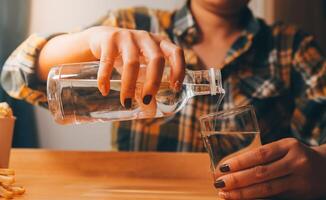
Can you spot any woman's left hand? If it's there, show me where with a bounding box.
[214,138,326,200]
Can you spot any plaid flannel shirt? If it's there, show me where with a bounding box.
[1,3,326,152]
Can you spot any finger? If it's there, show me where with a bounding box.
[135,31,165,105]
[159,40,185,91]
[219,175,292,200]
[119,31,140,108]
[150,33,183,85]
[133,68,158,117]
[97,36,117,96]
[150,33,171,43]
[215,155,292,190]
[218,141,289,174]
[136,94,157,118]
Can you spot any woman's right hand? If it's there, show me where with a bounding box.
[85,26,185,108]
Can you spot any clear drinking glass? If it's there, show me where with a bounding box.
[200,105,261,180]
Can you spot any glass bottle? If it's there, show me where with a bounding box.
[47,62,225,124]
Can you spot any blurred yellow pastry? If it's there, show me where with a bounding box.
[0,103,13,118]
[0,169,25,199]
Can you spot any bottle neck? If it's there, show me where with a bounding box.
[184,68,225,98]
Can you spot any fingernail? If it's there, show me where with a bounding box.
[218,191,228,199]
[219,164,230,173]
[124,98,132,109]
[143,95,152,105]
[214,179,225,188]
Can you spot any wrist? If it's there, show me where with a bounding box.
[82,27,96,44]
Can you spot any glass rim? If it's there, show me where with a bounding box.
[199,105,255,122]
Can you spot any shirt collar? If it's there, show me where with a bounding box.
[172,1,199,47]
[222,8,261,67]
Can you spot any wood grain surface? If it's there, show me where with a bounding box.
[9,149,219,200]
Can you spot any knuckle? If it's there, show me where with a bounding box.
[109,30,120,40]
[101,36,116,51]
[287,138,301,148]
[110,30,126,41]
[121,30,133,39]
[137,30,150,38]
[121,86,136,95]
[121,82,136,96]
[228,173,240,186]
[174,46,183,55]
[150,54,165,65]
[118,31,134,44]
[145,77,161,91]
[254,165,268,179]
[296,156,309,168]
[124,59,139,68]
[147,78,161,89]
[116,29,125,34]
[100,58,113,65]
[234,158,244,170]
[98,61,112,72]
[256,147,269,162]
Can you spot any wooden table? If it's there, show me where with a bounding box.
[9,149,219,200]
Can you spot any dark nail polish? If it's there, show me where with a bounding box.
[214,179,225,188]
[143,95,152,105]
[219,164,230,173]
[124,98,132,109]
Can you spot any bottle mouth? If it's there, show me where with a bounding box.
[209,68,217,95]
[209,67,225,95]
[47,67,64,123]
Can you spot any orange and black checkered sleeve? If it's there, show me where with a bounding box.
[0,33,62,107]
[291,32,326,145]
[0,8,140,108]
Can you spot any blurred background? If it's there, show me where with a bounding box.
[0,0,325,151]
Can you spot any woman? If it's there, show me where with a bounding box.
[1,0,326,199]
